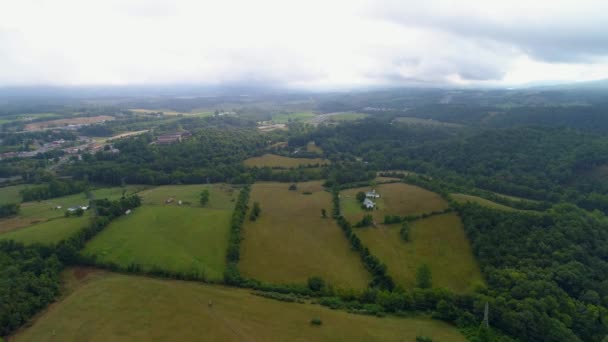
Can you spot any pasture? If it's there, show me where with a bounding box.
[244,154,330,168]
[137,183,238,209]
[271,111,316,123]
[239,182,370,289]
[0,185,147,231]
[11,269,466,342]
[0,184,28,204]
[82,205,232,280]
[340,183,449,224]
[24,115,115,131]
[451,193,520,211]
[306,141,323,154]
[395,117,464,128]
[354,213,484,293]
[0,215,89,245]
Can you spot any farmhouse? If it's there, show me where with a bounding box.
[366,189,380,199]
[363,198,375,209]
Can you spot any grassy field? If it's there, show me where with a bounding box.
[0,215,89,245]
[17,186,148,221]
[239,182,370,289]
[82,205,232,280]
[395,117,464,128]
[137,184,238,209]
[451,193,521,211]
[11,269,465,341]
[271,112,316,123]
[306,141,323,154]
[354,213,484,293]
[0,185,148,232]
[0,184,28,204]
[244,154,330,168]
[341,183,449,224]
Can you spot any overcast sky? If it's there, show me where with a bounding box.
[1,0,607,89]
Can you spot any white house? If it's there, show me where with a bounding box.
[365,189,380,199]
[363,198,375,209]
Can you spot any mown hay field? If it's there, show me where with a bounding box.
[341,183,449,224]
[0,215,89,245]
[354,213,484,293]
[137,183,238,209]
[244,154,329,168]
[239,181,370,289]
[451,193,521,211]
[82,205,232,280]
[11,269,466,342]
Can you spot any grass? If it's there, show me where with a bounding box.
[11,269,466,342]
[395,117,464,128]
[244,154,330,168]
[0,185,148,232]
[17,185,148,221]
[451,193,522,211]
[341,183,449,224]
[239,181,370,289]
[0,215,89,245]
[0,184,28,204]
[137,184,238,209]
[327,112,368,121]
[271,112,316,123]
[306,141,323,154]
[82,205,232,280]
[354,213,484,293]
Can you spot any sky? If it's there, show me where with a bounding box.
[1,0,608,90]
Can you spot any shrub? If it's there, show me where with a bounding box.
[308,276,326,292]
[310,318,323,325]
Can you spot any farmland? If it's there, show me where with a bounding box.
[0,215,89,245]
[341,182,449,224]
[137,184,238,209]
[11,269,465,342]
[244,154,330,168]
[0,185,147,231]
[271,111,316,123]
[239,182,370,289]
[24,115,115,131]
[354,213,484,293]
[451,193,521,211]
[0,184,28,204]
[82,204,232,280]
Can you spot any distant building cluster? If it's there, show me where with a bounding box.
[153,130,192,145]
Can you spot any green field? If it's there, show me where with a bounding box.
[341,183,449,224]
[395,117,464,128]
[137,184,238,209]
[0,215,89,245]
[306,141,323,154]
[18,186,148,220]
[82,205,232,280]
[244,154,330,168]
[11,269,465,341]
[240,182,370,289]
[271,112,316,123]
[451,193,521,211]
[0,184,27,204]
[354,213,484,293]
[326,112,369,121]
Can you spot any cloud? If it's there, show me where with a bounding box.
[370,0,608,63]
[0,0,607,88]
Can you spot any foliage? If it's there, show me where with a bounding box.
[416,264,432,289]
[20,178,88,202]
[199,189,210,206]
[356,191,366,203]
[310,318,323,325]
[249,201,261,221]
[224,185,251,285]
[0,241,62,336]
[354,214,373,228]
[0,202,19,218]
[308,276,326,292]
[400,222,410,241]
